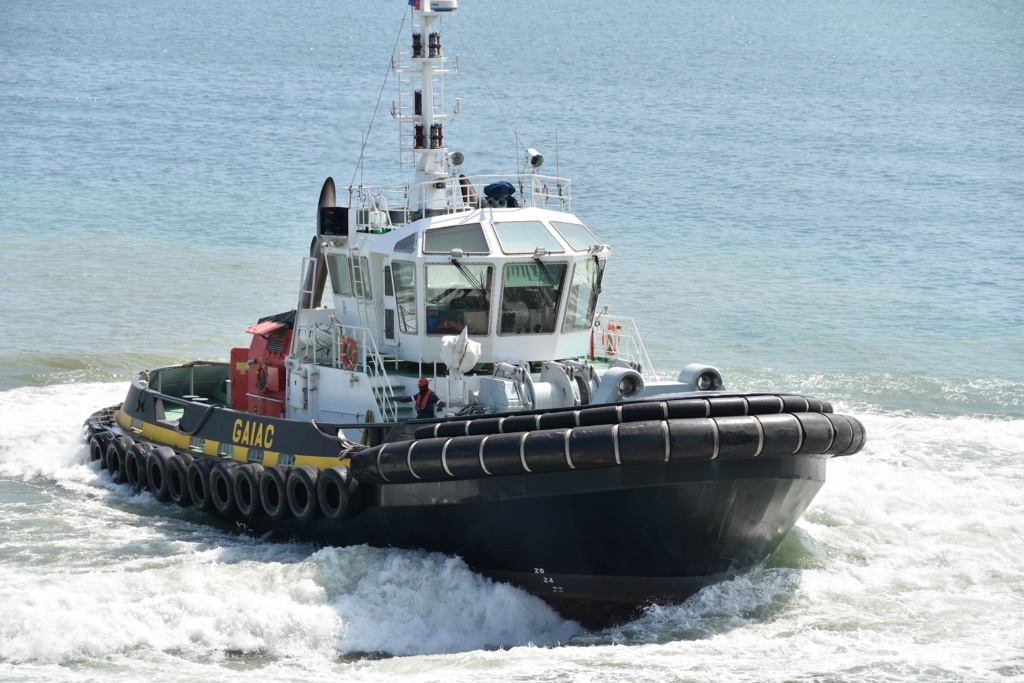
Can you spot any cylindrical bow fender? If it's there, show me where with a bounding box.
[287,466,322,522]
[187,457,217,513]
[259,465,291,523]
[565,424,618,469]
[713,416,766,459]
[753,413,804,457]
[234,464,264,520]
[823,413,866,456]
[352,411,867,485]
[793,412,836,456]
[413,393,837,440]
[438,434,489,479]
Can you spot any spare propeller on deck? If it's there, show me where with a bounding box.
[301,177,339,309]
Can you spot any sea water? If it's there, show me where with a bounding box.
[1,0,1022,680]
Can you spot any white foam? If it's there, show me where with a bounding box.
[0,383,579,666]
[3,383,1023,678]
[0,382,126,484]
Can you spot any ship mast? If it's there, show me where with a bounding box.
[395,0,458,215]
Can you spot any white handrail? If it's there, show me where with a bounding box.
[593,313,656,381]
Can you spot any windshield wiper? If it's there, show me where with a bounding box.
[533,256,560,291]
[450,258,489,300]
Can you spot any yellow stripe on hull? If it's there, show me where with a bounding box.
[115,409,352,469]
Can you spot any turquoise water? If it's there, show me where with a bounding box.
[2,1,1023,680]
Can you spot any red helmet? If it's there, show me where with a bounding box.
[418,378,429,388]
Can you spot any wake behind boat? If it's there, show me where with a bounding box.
[83,0,864,629]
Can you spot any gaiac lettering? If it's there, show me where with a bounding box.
[232,418,275,449]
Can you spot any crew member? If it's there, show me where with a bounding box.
[398,378,445,419]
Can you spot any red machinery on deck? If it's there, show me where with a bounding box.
[230,320,292,416]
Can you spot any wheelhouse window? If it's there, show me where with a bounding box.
[392,261,417,334]
[326,253,371,300]
[395,233,417,253]
[352,256,372,300]
[326,253,353,296]
[425,263,492,336]
[562,258,606,333]
[492,220,564,255]
[500,262,567,335]
[551,221,601,251]
[423,223,490,254]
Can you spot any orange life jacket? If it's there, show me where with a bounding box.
[415,389,434,413]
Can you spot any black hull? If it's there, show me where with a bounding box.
[255,453,823,628]
[86,377,862,629]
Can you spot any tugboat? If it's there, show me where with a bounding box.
[83,0,864,630]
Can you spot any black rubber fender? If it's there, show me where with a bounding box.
[317,466,358,522]
[566,423,617,469]
[438,434,487,479]
[428,419,466,438]
[412,393,836,440]
[89,431,113,464]
[480,431,528,475]
[794,412,836,455]
[744,394,785,415]
[186,457,216,513]
[755,413,804,457]
[287,465,322,522]
[146,447,175,502]
[713,416,764,459]
[234,464,264,520]
[466,416,504,436]
[537,410,578,430]
[578,405,618,427]
[782,395,814,414]
[620,401,666,423]
[616,420,668,465]
[667,418,718,460]
[822,413,854,456]
[259,465,291,523]
[408,437,449,480]
[167,453,194,507]
[501,413,540,433]
[825,413,866,456]
[375,441,415,482]
[353,409,864,484]
[707,396,748,417]
[209,462,240,516]
[522,428,571,473]
[105,436,134,483]
[125,442,153,492]
[665,398,711,419]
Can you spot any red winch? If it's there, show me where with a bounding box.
[230,320,292,416]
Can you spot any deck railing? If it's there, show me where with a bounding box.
[346,173,572,232]
[592,313,656,381]
[293,319,400,423]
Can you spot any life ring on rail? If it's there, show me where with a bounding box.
[602,322,620,356]
[341,336,358,370]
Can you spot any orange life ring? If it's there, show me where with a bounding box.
[602,322,619,356]
[341,336,358,370]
